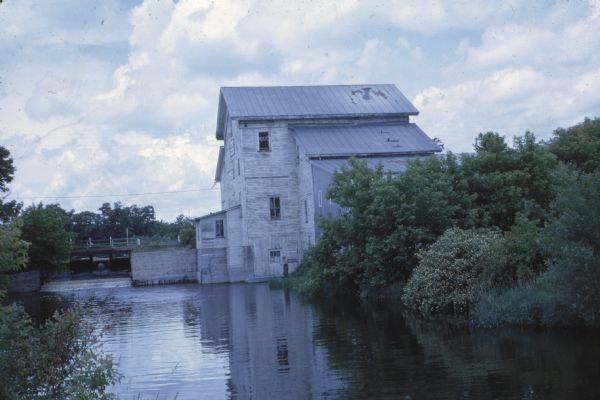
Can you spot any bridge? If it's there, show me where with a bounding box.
[69,237,181,273]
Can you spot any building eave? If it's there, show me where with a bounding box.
[194,204,241,222]
[306,150,441,160]
[214,146,224,182]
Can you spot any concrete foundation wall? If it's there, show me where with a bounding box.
[7,270,41,293]
[197,247,229,284]
[131,249,197,286]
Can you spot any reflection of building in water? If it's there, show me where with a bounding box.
[195,284,344,399]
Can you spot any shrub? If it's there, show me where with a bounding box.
[178,226,195,247]
[475,172,600,326]
[402,228,501,315]
[0,303,121,399]
[474,242,600,327]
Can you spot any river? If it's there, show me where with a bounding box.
[12,283,600,399]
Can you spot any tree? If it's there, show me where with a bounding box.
[295,155,474,295]
[475,171,600,326]
[69,210,103,240]
[0,145,22,222]
[460,131,557,230]
[20,203,73,275]
[549,117,600,173]
[0,221,29,297]
[95,202,156,238]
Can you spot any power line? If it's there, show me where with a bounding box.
[12,188,219,200]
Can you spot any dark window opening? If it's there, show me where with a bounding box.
[270,250,281,263]
[304,199,308,223]
[259,131,269,151]
[270,196,281,220]
[215,219,225,238]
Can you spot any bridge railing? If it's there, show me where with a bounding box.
[71,237,181,251]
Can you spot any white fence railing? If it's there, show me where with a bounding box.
[71,237,181,250]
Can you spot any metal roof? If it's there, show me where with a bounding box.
[311,157,418,175]
[216,84,418,139]
[292,122,441,158]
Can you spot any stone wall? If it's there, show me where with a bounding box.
[7,270,41,293]
[131,249,197,286]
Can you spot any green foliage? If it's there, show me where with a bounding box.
[292,128,563,299]
[475,242,600,327]
[0,145,22,222]
[460,131,558,230]
[480,213,545,287]
[296,155,473,295]
[549,117,600,173]
[0,221,29,297]
[0,304,121,399]
[544,170,600,254]
[474,171,600,326]
[20,203,73,274]
[70,202,157,240]
[178,226,196,247]
[402,228,501,315]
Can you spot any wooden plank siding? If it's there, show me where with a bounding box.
[196,85,441,283]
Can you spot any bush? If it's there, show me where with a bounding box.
[474,243,600,326]
[475,171,600,327]
[402,228,501,315]
[479,213,545,288]
[0,303,121,399]
[178,226,196,247]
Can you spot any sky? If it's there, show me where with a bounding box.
[1,0,599,221]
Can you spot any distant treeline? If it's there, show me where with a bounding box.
[14,202,195,275]
[66,202,193,241]
[0,145,195,275]
[287,117,600,327]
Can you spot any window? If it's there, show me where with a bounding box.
[270,196,281,220]
[270,249,281,263]
[318,190,323,208]
[304,199,308,223]
[258,131,269,151]
[237,158,241,176]
[215,219,225,238]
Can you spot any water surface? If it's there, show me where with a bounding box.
[15,283,600,399]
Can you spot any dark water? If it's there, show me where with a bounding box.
[12,283,600,399]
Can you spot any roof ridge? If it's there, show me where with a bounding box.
[220,83,395,89]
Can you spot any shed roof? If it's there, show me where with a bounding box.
[311,157,417,175]
[292,122,441,158]
[216,84,418,139]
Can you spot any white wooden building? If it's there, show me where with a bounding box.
[195,84,441,283]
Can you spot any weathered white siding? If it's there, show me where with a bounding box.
[225,206,246,282]
[197,84,438,283]
[297,146,316,253]
[238,121,302,278]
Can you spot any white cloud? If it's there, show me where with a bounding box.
[415,1,600,152]
[1,0,599,220]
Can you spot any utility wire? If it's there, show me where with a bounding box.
[12,188,218,200]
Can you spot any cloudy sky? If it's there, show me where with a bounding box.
[1,0,599,221]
